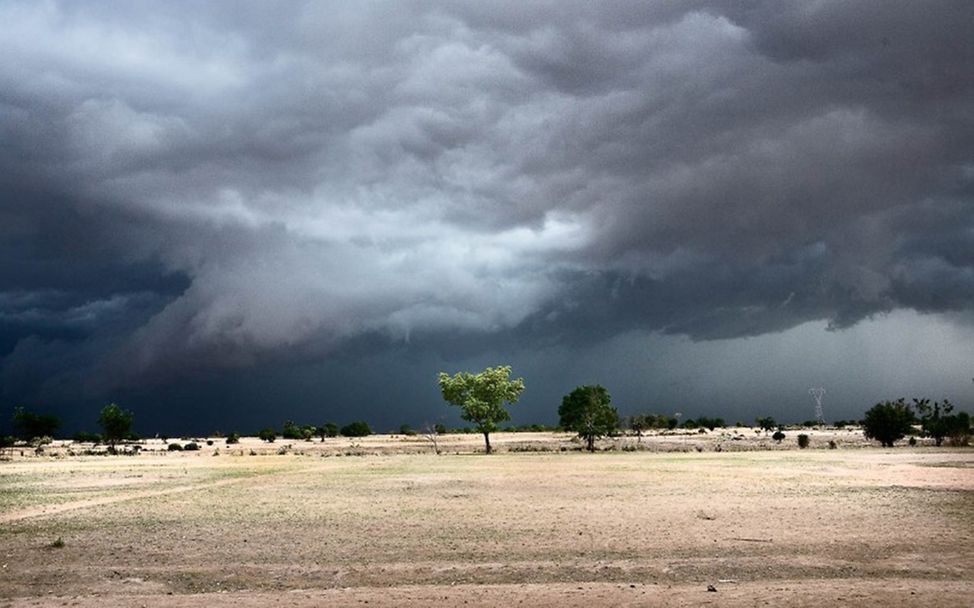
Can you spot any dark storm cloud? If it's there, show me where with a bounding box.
[1,0,972,424]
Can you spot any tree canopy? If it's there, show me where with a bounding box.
[558,384,619,452]
[438,365,525,454]
[97,403,134,449]
[862,399,914,447]
[12,407,61,441]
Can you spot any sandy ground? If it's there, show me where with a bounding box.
[1,434,972,606]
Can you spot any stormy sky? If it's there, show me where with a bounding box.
[2,1,973,434]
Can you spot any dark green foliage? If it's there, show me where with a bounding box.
[558,385,620,452]
[72,431,101,443]
[756,417,777,432]
[914,398,970,447]
[862,399,915,447]
[257,428,277,442]
[399,424,416,436]
[801,420,818,428]
[340,421,372,437]
[12,407,61,441]
[319,422,339,439]
[98,403,134,448]
[772,430,786,443]
[168,443,183,451]
[282,420,315,440]
[797,434,810,449]
[695,416,725,431]
[625,414,679,432]
[434,423,447,435]
[183,442,199,451]
[225,432,240,444]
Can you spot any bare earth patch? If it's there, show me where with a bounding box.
[1,434,971,606]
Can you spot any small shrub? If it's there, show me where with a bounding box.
[72,431,101,444]
[49,537,65,549]
[828,440,837,449]
[167,443,183,451]
[225,432,240,445]
[183,442,199,451]
[257,428,277,443]
[206,440,214,446]
[797,434,810,449]
[908,436,917,446]
[772,430,786,443]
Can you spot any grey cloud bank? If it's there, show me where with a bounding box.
[1,1,972,432]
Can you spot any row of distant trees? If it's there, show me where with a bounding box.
[3,368,971,452]
[437,365,972,452]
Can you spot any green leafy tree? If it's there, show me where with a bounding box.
[257,428,277,442]
[12,407,61,441]
[438,365,525,454]
[340,421,372,437]
[628,415,648,442]
[558,385,620,452]
[914,398,970,447]
[772,430,786,443]
[756,417,777,433]
[862,399,915,447]
[97,403,134,451]
[318,422,339,440]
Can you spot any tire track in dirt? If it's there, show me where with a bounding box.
[0,465,315,524]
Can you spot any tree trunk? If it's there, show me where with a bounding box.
[586,435,595,452]
[483,432,492,454]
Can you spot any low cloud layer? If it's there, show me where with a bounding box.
[1,1,972,428]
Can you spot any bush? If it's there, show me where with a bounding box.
[908,436,917,446]
[167,443,183,451]
[434,423,447,435]
[862,399,915,447]
[183,442,199,451]
[399,424,417,436]
[828,440,837,449]
[797,434,810,449]
[340,421,372,437]
[72,431,101,444]
[225,432,240,444]
[257,428,277,443]
[772,430,786,443]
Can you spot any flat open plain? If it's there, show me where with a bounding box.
[1,432,972,607]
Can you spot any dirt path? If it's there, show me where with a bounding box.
[6,580,972,608]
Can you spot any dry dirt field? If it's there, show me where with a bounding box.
[1,432,972,607]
